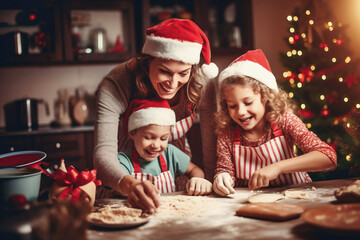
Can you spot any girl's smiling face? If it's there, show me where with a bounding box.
[129,124,171,161]
[148,58,192,100]
[224,84,266,136]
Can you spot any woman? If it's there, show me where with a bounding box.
[94,19,218,212]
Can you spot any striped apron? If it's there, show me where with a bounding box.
[131,148,175,193]
[169,113,197,142]
[233,124,312,187]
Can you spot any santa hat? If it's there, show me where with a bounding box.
[142,18,219,79]
[218,49,278,92]
[124,98,176,134]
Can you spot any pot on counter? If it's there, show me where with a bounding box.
[4,98,49,131]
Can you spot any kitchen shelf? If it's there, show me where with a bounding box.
[0,0,253,66]
[138,0,253,56]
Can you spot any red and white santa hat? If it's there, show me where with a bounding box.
[218,49,278,92]
[124,98,176,134]
[142,18,219,79]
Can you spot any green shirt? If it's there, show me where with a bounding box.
[118,144,190,179]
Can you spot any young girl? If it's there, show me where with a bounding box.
[120,98,212,209]
[94,19,218,211]
[213,49,337,196]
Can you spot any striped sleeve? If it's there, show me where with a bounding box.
[169,113,197,142]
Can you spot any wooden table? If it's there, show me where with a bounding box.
[87,178,359,240]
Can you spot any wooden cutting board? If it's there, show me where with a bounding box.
[236,202,306,221]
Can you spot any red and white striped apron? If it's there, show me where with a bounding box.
[131,148,175,193]
[233,124,312,187]
[169,113,197,142]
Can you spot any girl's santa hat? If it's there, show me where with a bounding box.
[142,18,218,79]
[218,49,278,92]
[124,98,176,133]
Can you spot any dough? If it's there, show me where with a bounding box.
[284,189,312,199]
[248,193,285,203]
[236,202,306,221]
[334,180,360,203]
[88,205,144,224]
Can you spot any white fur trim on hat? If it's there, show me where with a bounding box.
[142,35,202,64]
[218,60,278,92]
[128,107,176,133]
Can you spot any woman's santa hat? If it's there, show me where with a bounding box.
[142,18,219,79]
[124,98,176,133]
[218,49,278,92]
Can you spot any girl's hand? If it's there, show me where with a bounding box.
[186,177,212,196]
[248,164,281,190]
[213,172,235,196]
[121,176,160,213]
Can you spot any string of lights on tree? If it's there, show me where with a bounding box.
[279,0,360,179]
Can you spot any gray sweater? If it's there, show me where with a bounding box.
[94,60,218,193]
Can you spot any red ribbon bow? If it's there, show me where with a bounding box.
[50,166,101,202]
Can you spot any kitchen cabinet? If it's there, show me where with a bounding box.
[0,129,94,171]
[139,0,253,55]
[0,0,253,66]
[0,0,136,66]
[61,0,135,63]
[0,0,63,65]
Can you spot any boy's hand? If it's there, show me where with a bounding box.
[121,176,160,213]
[186,177,212,196]
[213,172,235,196]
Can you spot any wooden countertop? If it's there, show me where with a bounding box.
[87,178,359,240]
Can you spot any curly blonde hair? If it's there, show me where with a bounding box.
[215,75,297,134]
[134,54,203,112]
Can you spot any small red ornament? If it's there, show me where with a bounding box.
[299,67,314,83]
[321,109,329,117]
[285,72,297,81]
[336,39,343,45]
[298,109,315,118]
[343,73,358,88]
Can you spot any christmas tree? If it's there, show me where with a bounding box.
[279,0,360,180]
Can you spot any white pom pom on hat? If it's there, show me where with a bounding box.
[142,18,218,79]
[218,49,278,92]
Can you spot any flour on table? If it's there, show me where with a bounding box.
[248,193,285,203]
[88,194,217,224]
[154,194,217,218]
[88,205,144,224]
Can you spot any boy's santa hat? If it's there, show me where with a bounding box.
[142,18,218,79]
[124,98,176,134]
[218,49,278,92]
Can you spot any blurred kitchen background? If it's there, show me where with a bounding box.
[0,0,360,178]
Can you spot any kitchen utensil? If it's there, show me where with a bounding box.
[0,168,42,203]
[0,31,29,56]
[4,98,49,131]
[0,150,46,168]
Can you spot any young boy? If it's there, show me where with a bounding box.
[119,98,212,196]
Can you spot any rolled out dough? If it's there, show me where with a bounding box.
[284,189,311,199]
[248,193,285,203]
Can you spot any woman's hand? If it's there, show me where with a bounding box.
[248,163,281,190]
[186,177,212,196]
[120,176,160,212]
[213,172,235,196]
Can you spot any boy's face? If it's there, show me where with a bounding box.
[129,124,171,161]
